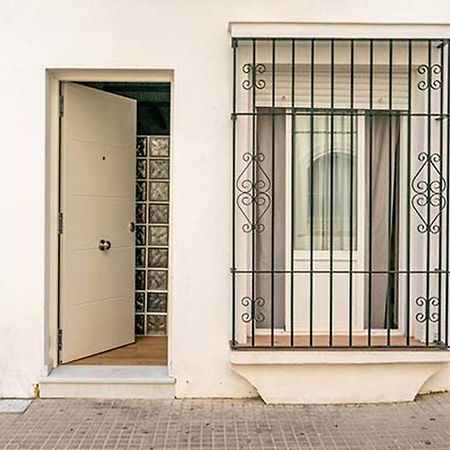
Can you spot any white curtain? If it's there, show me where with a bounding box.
[294,114,356,251]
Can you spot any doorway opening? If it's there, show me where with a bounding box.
[58,81,170,366]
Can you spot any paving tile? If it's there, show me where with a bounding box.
[1,395,450,448]
[0,399,31,414]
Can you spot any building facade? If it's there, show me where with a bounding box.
[2,0,450,403]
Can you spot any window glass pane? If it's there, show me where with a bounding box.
[294,113,357,251]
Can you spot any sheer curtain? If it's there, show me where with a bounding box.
[294,114,356,251]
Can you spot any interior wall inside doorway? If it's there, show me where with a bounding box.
[82,82,170,135]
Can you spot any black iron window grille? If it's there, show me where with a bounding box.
[231,38,450,349]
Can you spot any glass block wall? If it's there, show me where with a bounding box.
[135,135,170,336]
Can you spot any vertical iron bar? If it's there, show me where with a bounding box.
[290,39,296,347]
[426,39,432,346]
[349,39,355,346]
[329,39,335,346]
[446,40,450,348]
[251,39,257,347]
[438,41,444,343]
[387,39,393,346]
[231,38,237,345]
[309,39,315,347]
[406,39,412,346]
[368,40,374,346]
[270,39,276,347]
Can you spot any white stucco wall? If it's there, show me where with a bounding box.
[2,0,450,398]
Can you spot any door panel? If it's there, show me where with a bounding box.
[65,248,134,305]
[60,82,136,363]
[65,140,134,197]
[68,197,133,248]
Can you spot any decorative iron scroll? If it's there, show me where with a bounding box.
[236,152,272,233]
[411,152,446,234]
[242,63,267,90]
[417,64,442,91]
[241,296,265,323]
[415,296,439,323]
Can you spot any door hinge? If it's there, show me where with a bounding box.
[59,95,64,117]
[57,329,63,351]
[58,212,63,234]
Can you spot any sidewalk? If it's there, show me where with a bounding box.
[1,393,450,449]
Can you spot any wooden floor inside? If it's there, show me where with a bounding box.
[247,334,424,348]
[70,336,167,365]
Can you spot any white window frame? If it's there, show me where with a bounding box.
[284,110,408,336]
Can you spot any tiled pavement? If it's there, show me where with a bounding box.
[1,394,450,449]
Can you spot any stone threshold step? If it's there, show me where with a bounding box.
[39,365,175,399]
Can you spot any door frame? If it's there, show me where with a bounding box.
[45,69,174,373]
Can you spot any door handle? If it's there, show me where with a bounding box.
[98,239,112,251]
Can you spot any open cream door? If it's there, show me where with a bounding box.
[59,82,136,363]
